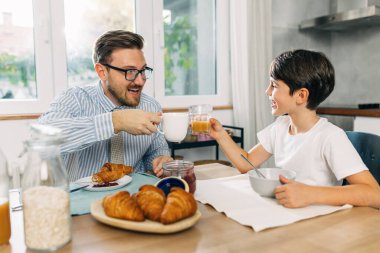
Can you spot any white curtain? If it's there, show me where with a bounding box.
[230,0,273,150]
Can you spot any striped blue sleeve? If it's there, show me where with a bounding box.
[94,112,115,140]
[39,114,114,154]
[38,90,114,154]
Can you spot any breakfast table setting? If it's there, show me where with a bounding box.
[70,171,159,216]
[4,163,380,253]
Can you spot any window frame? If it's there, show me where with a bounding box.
[0,0,58,115]
[138,0,231,108]
[0,0,93,116]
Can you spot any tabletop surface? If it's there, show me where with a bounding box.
[4,163,380,253]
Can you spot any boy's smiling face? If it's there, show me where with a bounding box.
[265,79,298,116]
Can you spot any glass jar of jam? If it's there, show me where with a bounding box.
[162,160,196,194]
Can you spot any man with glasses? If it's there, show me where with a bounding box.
[39,30,172,181]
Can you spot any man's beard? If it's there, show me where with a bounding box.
[107,83,141,106]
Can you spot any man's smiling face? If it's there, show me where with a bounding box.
[103,48,147,107]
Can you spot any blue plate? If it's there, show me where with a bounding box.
[155,176,189,196]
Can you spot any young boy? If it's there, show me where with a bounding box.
[209,49,380,209]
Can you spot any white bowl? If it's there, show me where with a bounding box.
[248,168,296,197]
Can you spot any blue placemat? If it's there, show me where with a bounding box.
[70,173,159,215]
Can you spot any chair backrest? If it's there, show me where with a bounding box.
[346,131,380,184]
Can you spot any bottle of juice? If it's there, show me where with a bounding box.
[0,148,11,246]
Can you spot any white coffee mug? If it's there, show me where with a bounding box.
[160,113,189,142]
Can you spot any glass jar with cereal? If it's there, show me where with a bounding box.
[21,124,71,251]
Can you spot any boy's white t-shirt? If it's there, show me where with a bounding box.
[257,116,367,186]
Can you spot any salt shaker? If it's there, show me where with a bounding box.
[0,148,11,247]
[21,124,71,251]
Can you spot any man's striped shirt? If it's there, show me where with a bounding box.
[38,82,170,181]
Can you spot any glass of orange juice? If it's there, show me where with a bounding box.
[189,104,213,135]
[0,149,11,247]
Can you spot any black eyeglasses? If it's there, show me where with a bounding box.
[102,63,153,81]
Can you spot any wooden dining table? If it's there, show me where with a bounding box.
[4,164,380,253]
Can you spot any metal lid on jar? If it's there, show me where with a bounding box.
[25,124,64,146]
[163,160,194,172]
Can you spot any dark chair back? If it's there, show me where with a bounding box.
[346,131,380,184]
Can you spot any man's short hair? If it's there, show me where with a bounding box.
[93,30,144,65]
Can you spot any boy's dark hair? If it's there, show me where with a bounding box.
[93,30,144,65]
[270,49,335,110]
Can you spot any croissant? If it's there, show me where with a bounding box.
[92,163,134,183]
[160,187,197,224]
[135,185,166,222]
[102,191,145,221]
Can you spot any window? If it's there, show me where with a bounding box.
[64,0,135,87]
[0,0,230,115]
[163,0,216,96]
[0,0,55,115]
[146,0,231,108]
[0,1,35,100]
[0,0,137,115]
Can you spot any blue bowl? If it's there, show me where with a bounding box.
[155,176,189,196]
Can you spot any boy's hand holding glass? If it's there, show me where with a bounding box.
[208,118,226,141]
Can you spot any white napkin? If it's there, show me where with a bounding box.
[195,174,352,232]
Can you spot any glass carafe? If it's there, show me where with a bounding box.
[0,148,11,247]
[21,124,71,251]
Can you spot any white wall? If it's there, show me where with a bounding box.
[0,118,37,167]
[354,117,380,136]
